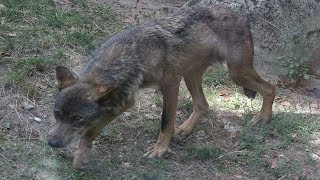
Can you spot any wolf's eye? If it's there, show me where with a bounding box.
[54,109,62,119]
[72,115,83,121]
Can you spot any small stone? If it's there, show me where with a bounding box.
[22,102,34,110]
[33,117,41,122]
[123,112,131,117]
[122,162,131,168]
[310,139,320,146]
[310,153,320,161]
[4,122,11,130]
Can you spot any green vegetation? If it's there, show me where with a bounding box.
[276,17,320,85]
[0,0,123,93]
[184,145,222,160]
[203,68,230,87]
[233,113,320,178]
[277,28,311,84]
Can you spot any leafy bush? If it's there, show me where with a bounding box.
[277,28,311,84]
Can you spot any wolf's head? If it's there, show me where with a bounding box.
[48,66,118,148]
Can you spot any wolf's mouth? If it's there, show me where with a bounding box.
[48,130,82,148]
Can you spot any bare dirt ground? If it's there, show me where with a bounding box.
[1,0,320,179]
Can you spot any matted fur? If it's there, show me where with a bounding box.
[48,6,275,170]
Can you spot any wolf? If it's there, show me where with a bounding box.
[48,6,275,169]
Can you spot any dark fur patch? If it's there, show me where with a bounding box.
[161,111,169,131]
[243,87,257,99]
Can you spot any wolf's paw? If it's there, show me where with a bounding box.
[250,113,272,126]
[143,143,170,158]
[174,125,193,137]
[72,151,90,170]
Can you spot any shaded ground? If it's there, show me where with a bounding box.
[0,0,320,179]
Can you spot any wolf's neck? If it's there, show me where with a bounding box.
[84,60,144,96]
[87,63,143,115]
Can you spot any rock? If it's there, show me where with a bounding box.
[310,139,320,146]
[4,122,11,130]
[33,117,42,122]
[310,153,320,161]
[22,102,35,110]
[123,112,132,117]
[122,162,131,168]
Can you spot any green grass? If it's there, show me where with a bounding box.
[125,159,169,180]
[203,68,231,87]
[0,0,124,92]
[202,75,320,178]
[238,112,320,149]
[229,112,320,178]
[179,98,193,112]
[184,145,222,160]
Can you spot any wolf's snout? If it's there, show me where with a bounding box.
[48,137,64,148]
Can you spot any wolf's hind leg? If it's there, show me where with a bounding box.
[228,65,275,124]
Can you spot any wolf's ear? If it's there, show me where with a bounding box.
[55,66,78,90]
[88,84,118,101]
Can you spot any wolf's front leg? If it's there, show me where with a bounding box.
[72,99,135,169]
[144,81,180,157]
[72,126,104,170]
[73,137,92,170]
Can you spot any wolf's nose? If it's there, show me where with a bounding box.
[48,138,63,148]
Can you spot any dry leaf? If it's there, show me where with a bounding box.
[274,96,281,100]
[280,101,291,107]
[218,89,229,97]
[271,157,278,168]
